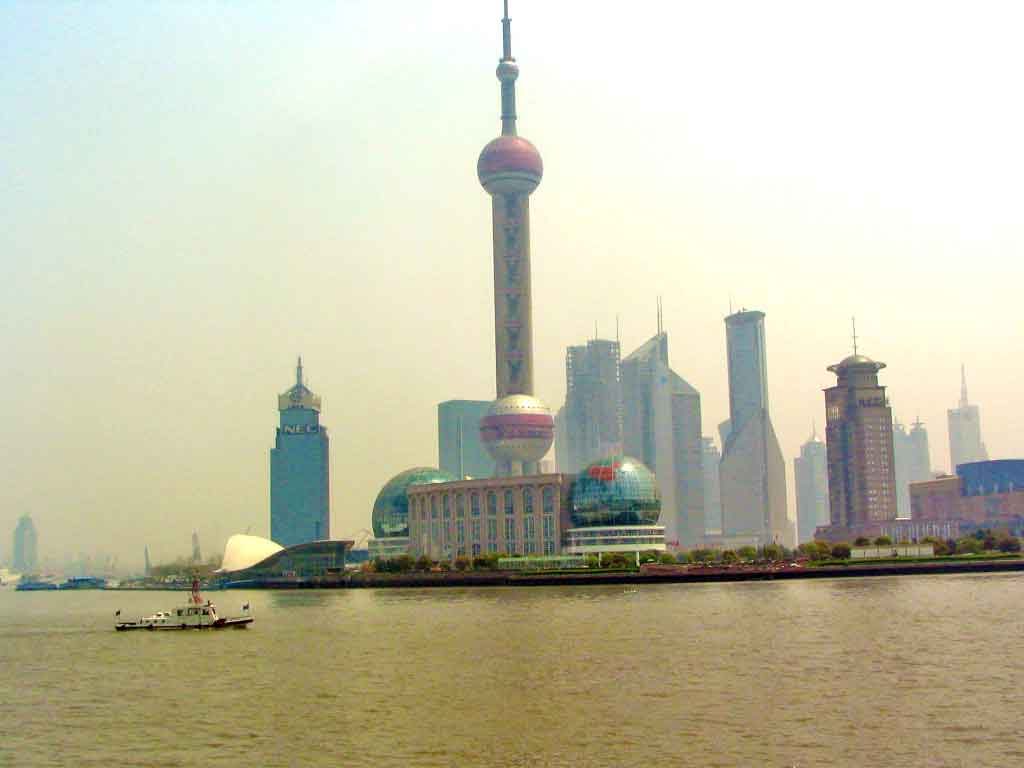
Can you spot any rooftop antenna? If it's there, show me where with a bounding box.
[499,0,517,136]
[811,419,817,441]
[594,320,598,341]
[615,314,620,346]
[296,356,304,387]
[960,364,969,408]
[851,317,859,356]
[729,294,733,315]
[656,296,663,335]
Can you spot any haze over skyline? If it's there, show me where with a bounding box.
[3,1,1022,567]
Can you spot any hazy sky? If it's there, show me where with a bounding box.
[3,1,1022,568]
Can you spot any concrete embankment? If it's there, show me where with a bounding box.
[232,557,1024,589]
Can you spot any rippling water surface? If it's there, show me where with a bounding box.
[2,574,1023,767]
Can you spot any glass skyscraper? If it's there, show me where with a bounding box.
[12,515,37,573]
[438,400,493,479]
[270,358,330,547]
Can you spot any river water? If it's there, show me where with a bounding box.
[1,574,1022,767]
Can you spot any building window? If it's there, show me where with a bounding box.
[488,542,498,554]
[543,540,555,556]
[543,515,555,541]
[431,521,440,543]
[523,488,534,515]
[505,517,518,551]
[457,520,465,545]
[504,490,515,515]
[542,486,555,515]
[471,519,481,542]
[524,516,536,542]
[487,492,497,516]
[525,540,537,554]
[443,494,450,519]
[431,497,438,519]
[456,493,465,518]
[420,498,427,520]
[471,493,480,517]
[487,518,498,543]
[472,543,481,557]
[442,522,450,546]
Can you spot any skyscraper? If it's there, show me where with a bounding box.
[948,366,988,472]
[892,417,932,519]
[191,530,202,564]
[701,437,723,534]
[438,400,493,479]
[476,1,555,477]
[794,427,829,543]
[621,321,705,548]
[270,358,330,547]
[12,514,37,573]
[562,338,623,473]
[823,353,897,534]
[719,310,791,547]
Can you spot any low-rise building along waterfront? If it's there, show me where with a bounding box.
[407,474,571,560]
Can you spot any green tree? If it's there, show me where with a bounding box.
[585,555,600,569]
[414,555,433,571]
[639,550,661,565]
[394,554,414,572]
[659,552,677,565]
[854,536,871,547]
[738,546,758,561]
[690,548,716,563]
[674,551,691,564]
[720,549,739,564]
[956,537,982,555]
[763,543,784,562]
[454,556,470,571]
[874,536,892,546]
[997,535,1021,553]
[982,532,998,551]
[921,536,947,556]
[831,543,852,560]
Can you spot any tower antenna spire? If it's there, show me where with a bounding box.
[960,363,968,408]
[497,0,518,136]
[851,317,858,356]
[296,356,304,387]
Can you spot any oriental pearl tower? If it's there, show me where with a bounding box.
[477,1,554,477]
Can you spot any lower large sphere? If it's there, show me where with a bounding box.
[371,467,457,538]
[480,394,554,465]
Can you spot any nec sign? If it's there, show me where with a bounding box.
[282,425,319,435]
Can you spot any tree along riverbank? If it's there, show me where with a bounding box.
[223,555,1024,589]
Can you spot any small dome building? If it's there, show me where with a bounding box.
[564,456,666,559]
[369,467,456,560]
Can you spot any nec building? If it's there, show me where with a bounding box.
[270,359,330,546]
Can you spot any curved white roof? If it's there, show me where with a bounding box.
[219,534,284,573]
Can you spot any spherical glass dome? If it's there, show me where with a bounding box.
[571,456,661,528]
[372,467,457,538]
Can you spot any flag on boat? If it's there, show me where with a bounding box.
[242,603,250,611]
[115,610,121,616]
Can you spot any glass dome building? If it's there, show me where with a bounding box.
[565,456,665,557]
[571,456,661,527]
[372,467,457,539]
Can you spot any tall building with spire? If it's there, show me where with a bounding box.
[562,338,623,473]
[270,358,330,546]
[477,1,555,477]
[822,352,897,537]
[621,308,705,548]
[719,310,792,547]
[12,515,37,573]
[794,426,829,543]
[948,366,987,472]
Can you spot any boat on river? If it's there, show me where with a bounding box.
[115,579,252,631]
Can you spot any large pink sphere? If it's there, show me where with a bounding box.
[480,394,554,465]
[477,135,543,195]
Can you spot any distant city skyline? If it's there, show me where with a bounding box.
[2,1,1022,564]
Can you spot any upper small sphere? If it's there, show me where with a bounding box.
[372,467,457,539]
[480,394,554,465]
[478,135,543,195]
[571,456,661,528]
[496,60,519,82]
